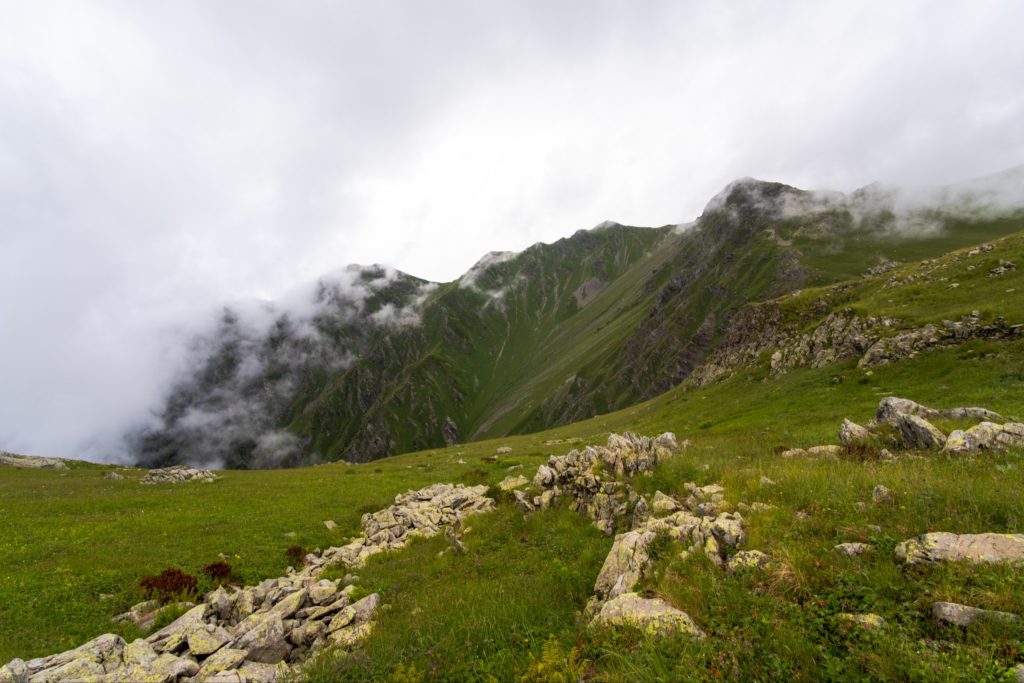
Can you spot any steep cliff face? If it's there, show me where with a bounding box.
[133,173,1024,468]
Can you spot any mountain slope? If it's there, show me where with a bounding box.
[133,169,1024,467]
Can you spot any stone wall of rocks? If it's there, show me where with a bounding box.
[521,432,678,535]
[0,482,495,683]
[141,466,219,485]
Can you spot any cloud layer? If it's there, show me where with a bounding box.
[1,1,1023,461]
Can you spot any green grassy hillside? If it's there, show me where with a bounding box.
[4,230,1024,679]
[133,174,1024,469]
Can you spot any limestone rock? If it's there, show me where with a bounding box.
[103,471,124,481]
[932,601,1018,627]
[892,414,946,450]
[141,465,218,484]
[497,475,528,491]
[838,419,873,447]
[196,648,248,680]
[233,613,289,664]
[944,422,1024,453]
[592,593,704,639]
[727,550,771,572]
[496,446,513,455]
[896,532,1024,564]
[833,542,871,557]
[651,491,678,514]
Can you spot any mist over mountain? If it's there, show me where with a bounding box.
[130,167,1024,469]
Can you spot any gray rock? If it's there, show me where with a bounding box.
[834,542,872,557]
[651,491,678,514]
[497,475,528,491]
[932,601,1018,627]
[233,613,290,664]
[102,471,124,481]
[839,419,873,447]
[892,414,946,450]
[147,604,209,646]
[188,625,232,656]
[944,422,1024,453]
[872,484,894,505]
[141,465,218,484]
[896,532,1024,564]
[196,648,248,680]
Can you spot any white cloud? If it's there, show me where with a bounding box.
[1,1,1022,460]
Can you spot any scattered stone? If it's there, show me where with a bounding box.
[0,451,68,470]
[807,445,842,457]
[497,475,528,491]
[896,532,1024,565]
[103,471,124,481]
[592,593,704,639]
[323,520,337,531]
[141,465,218,484]
[932,601,1018,627]
[833,542,871,557]
[759,476,777,487]
[495,446,513,455]
[872,485,894,505]
[839,419,873,447]
[838,613,885,630]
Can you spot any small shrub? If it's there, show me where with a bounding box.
[202,560,233,583]
[139,567,198,604]
[285,545,308,566]
[520,636,588,683]
[698,420,713,430]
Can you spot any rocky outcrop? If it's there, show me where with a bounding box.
[874,396,1004,424]
[3,481,494,682]
[585,485,746,638]
[0,452,68,470]
[528,432,678,534]
[141,465,218,484]
[312,483,494,570]
[895,532,1024,565]
[689,301,1022,387]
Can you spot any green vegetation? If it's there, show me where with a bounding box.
[4,221,1024,679]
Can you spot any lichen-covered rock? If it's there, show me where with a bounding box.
[195,647,248,680]
[233,613,289,664]
[727,550,771,572]
[20,633,125,682]
[944,422,1024,453]
[838,419,873,447]
[895,532,1024,565]
[497,475,528,491]
[650,491,678,515]
[147,604,209,648]
[838,613,885,630]
[932,601,1018,627]
[592,593,704,639]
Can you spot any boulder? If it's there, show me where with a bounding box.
[895,532,1024,564]
[102,471,124,481]
[872,484,894,505]
[932,601,1018,627]
[838,419,874,447]
[188,625,231,656]
[892,414,946,450]
[233,613,289,664]
[196,648,248,680]
[592,593,704,639]
[496,446,513,455]
[147,604,209,646]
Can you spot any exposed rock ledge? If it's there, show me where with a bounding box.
[0,451,67,470]
[689,306,1021,387]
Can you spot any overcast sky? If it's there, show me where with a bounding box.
[1,1,1023,461]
